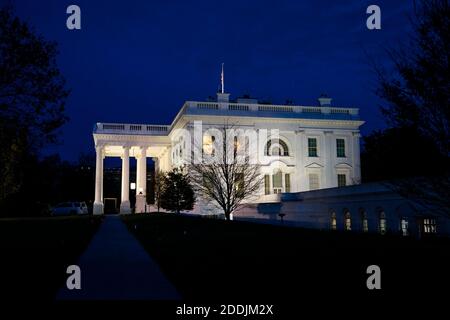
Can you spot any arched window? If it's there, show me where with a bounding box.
[330,211,337,230]
[360,208,368,233]
[344,210,351,231]
[265,139,289,156]
[378,209,387,235]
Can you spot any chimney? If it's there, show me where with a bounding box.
[217,92,230,102]
[318,94,332,107]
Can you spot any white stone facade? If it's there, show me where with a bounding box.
[92,92,364,214]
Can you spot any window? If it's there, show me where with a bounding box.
[423,218,437,234]
[344,211,351,231]
[308,138,318,157]
[400,218,409,236]
[235,173,244,192]
[273,171,282,193]
[264,175,270,195]
[361,210,368,232]
[265,139,289,156]
[330,212,337,230]
[336,139,346,157]
[203,135,215,156]
[379,211,387,235]
[337,174,346,187]
[285,174,291,193]
[309,173,319,190]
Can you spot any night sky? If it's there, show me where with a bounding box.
[8,0,414,162]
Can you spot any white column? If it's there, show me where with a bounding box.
[352,132,361,184]
[135,147,147,213]
[295,130,304,192]
[153,157,160,173]
[136,147,147,196]
[93,146,104,215]
[120,146,131,214]
[324,131,334,188]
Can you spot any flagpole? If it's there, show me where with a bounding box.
[221,63,224,94]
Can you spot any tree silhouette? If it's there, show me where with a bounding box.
[0,6,69,208]
[367,0,450,217]
[375,0,449,156]
[160,168,195,214]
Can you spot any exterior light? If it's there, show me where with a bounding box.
[130,182,136,190]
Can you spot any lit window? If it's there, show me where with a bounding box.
[361,210,368,232]
[400,218,409,236]
[336,139,346,157]
[309,173,319,190]
[203,135,215,156]
[235,173,244,192]
[423,218,437,234]
[337,174,346,187]
[379,211,387,235]
[308,138,318,157]
[344,211,351,231]
[331,212,337,230]
[264,175,270,195]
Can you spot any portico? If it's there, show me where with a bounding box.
[92,124,171,214]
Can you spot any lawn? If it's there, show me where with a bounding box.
[0,215,102,301]
[123,213,450,301]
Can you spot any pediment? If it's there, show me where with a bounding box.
[335,162,352,169]
[305,162,323,168]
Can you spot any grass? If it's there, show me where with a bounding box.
[123,213,450,301]
[0,215,102,301]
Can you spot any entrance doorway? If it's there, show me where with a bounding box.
[104,198,118,214]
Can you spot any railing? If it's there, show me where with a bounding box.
[95,123,169,135]
[94,101,359,136]
[197,103,218,110]
[185,101,359,116]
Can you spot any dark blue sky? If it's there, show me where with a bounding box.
[9,0,414,161]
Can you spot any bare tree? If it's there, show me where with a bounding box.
[188,125,263,220]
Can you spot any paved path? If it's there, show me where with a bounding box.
[57,215,180,300]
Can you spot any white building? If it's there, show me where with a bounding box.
[92,91,363,215]
[235,182,450,238]
[92,88,450,237]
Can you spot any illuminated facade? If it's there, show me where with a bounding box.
[92,91,363,215]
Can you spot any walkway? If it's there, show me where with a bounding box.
[57,215,180,300]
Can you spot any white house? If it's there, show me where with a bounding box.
[92,87,449,237]
[93,90,363,213]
